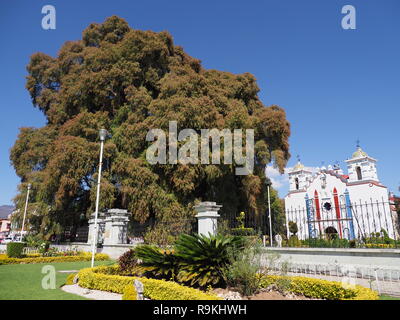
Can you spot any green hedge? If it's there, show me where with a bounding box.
[230,228,256,237]
[0,253,110,265]
[78,265,222,300]
[7,242,25,258]
[259,275,378,300]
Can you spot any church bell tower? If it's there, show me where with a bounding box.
[345,146,379,183]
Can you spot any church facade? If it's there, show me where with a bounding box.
[284,147,398,240]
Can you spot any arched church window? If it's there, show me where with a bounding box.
[295,178,299,190]
[356,166,362,180]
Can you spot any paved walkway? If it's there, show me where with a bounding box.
[61,284,122,300]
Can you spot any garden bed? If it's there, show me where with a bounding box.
[74,265,378,300]
[76,265,221,300]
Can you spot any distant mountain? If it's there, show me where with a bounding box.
[0,205,14,219]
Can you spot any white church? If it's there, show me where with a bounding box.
[284,147,399,241]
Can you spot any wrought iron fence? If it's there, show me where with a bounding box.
[128,217,198,245]
[219,210,270,235]
[285,198,400,248]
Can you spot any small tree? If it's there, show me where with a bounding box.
[288,221,298,236]
[236,211,246,229]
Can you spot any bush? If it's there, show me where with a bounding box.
[7,242,25,258]
[287,235,301,247]
[65,273,77,285]
[132,233,246,288]
[288,221,298,236]
[118,249,139,275]
[25,234,46,248]
[174,233,245,288]
[302,237,350,248]
[223,241,263,296]
[134,245,179,280]
[78,265,221,300]
[230,228,256,237]
[259,275,378,300]
[0,252,109,265]
[40,242,51,254]
[122,285,137,300]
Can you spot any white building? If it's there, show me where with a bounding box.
[284,147,398,240]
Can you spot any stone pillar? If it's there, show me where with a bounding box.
[87,212,106,245]
[103,209,130,245]
[194,202,221,237]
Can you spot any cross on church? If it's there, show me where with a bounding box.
[296,154,301,163]
[356,139,360,148]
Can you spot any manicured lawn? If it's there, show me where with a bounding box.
[379,295,400,300]
[0,260,114,300]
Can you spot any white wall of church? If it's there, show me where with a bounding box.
[284,172,395,240]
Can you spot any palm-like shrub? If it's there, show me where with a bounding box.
[134,245,179,280]
[174,233,245,287]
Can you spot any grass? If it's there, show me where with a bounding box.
[379,295,400,300]
[0,260,114,300]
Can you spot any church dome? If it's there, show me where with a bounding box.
[293,161,305,171]
[352,147,368,159]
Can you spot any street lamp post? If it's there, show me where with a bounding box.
[20,183,32,242]
[91,129,107,268]
[265,178,273,247]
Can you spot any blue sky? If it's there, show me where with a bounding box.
[0,0,399,204]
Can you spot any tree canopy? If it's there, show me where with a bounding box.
[10,16,290,239]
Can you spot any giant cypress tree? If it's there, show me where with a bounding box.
[10,16,290,240]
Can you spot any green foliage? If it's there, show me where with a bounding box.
[11,15,291,239]
[6,242,25,258]
[259,275,379,300]
[222,240,263,296]
[118,249,139,275]
[0,252,109,265]
[39,242,51,255]
[236,211,246,229]
[302,237,350,248]
[143,219,194,246]
[287,235,301,247]
[24,234,46,248]
[78,265,221,300]
[134,245,179,280]
[288,221,298,235]
[174,233,245,287]
[230,227,256,237]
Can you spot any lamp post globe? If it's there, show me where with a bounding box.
[99,129,107,141]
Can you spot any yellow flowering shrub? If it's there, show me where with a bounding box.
[259,275,378,300]
[122,285,137,300]
[0,253,109,265]
[78,265,222,300]
[364,243,395,249]
[65,273,77,285]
